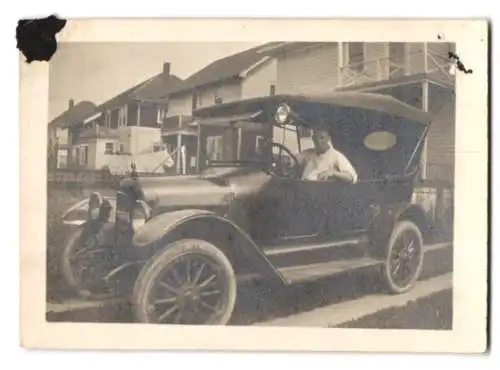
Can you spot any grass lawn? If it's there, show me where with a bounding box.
[335,289,453,330]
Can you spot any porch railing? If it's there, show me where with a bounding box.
[339,49,454,88]
[77,126,120,140]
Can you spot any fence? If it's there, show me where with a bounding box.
[47,169,122,189]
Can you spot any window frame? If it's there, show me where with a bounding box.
[345,42,366,72]
[388,42,409,76]
[118,106,128,128]
[157,106,166,125]
[206,135,224,161]
[105,111,112,128]
[104,142,114,155]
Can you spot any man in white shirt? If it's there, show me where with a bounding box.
[297,130,358,184]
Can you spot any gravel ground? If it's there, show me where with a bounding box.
[335,289,453,330]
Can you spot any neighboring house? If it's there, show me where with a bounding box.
[165,43,279,173]
[257,42,455,184]
[47,99,97,169]
[71,62,183,172]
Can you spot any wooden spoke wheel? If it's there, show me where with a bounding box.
[133,239,237,325]
[61,228,112,295]
[382,220,424,294]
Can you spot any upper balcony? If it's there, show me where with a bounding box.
[161,114,198,137]
[74,126,120,142]
[338,42,455,90]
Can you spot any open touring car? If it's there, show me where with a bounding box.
[60,92,432,325]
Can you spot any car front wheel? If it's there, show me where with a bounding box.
[382,220,424,294]
[132,239,237,325]
[61,228,112,296]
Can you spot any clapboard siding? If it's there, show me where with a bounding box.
[427,121,455,165]
[277,44,339,95]
[198,82,242,108]
[427,118,455,168]
[426,82,455,181]
[168,93,193,117]
[241,59,278,99]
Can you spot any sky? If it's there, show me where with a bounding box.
[48,42,260,121]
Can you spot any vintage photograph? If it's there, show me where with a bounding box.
[19,18,488,352]
[46,40,455,328]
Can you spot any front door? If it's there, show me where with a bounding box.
[308,180,380,234]
[258,177,324,244]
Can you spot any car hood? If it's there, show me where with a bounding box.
[120,166,269,209]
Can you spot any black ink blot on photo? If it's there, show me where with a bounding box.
[448,51,473,74]
[16,15,66,63]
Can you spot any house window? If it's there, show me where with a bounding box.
[105,111,111,128]
[153,143,164,152]
[389,43,408,77]
[118,106,128,127]
[255,135,265,154]
[298,126,313,138]
[347,42,365,71]
[74,147,80,165]
[214,96,223,105]
[79,145,89,165]
[269,84,276,96]
[206,136,223,161]
[57,150,68,169]
[192,93,198,111]
[157,107,166,125]
[105,142,114,155]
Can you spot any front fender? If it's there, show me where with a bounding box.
[132,209,215,248]
[61,195,116,227]
[132,209,286,285]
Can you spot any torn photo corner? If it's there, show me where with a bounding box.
[19,18,489,353]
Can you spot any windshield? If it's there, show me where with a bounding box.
[199,118,315,170]
[198,120,271,167]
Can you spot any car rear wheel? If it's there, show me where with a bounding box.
[132,239,237,325]
[381,220,424,294]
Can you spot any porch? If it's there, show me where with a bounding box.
[161,114,198,174]
[338,43,455,90]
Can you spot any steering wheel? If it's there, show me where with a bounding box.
[268,142,301,179]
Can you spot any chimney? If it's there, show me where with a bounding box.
[68,99,75,109]
[163,62,171,75]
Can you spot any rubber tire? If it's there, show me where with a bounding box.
[61,227,109,297]
[381,220,424,295]
[61,228,85,289]
[132,239,237,325]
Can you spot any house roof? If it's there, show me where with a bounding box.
[97,72,184,112]
[256,42,327,56]
[48,101,97,129]
[169,43,281,95]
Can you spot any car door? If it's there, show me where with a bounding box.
[302,179,381,236]
[262,176,325,242]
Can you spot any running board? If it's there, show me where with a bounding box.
[263,237,366,256]
[262,237,369,268]
[278,257,383,284]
